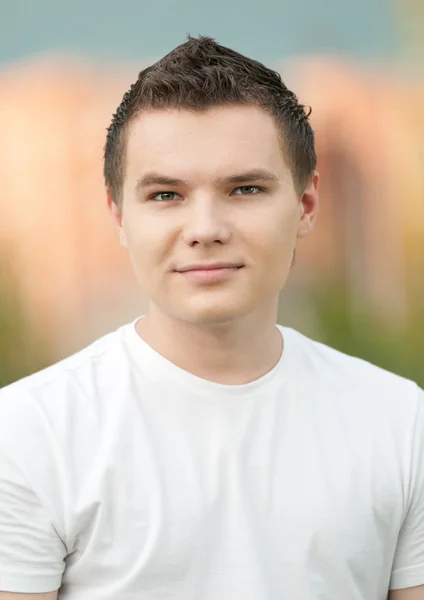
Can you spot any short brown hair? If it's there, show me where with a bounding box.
[104,35,316,207]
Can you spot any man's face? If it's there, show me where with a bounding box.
[109,105,318,325]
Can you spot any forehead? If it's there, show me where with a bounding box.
[124,105,290,181]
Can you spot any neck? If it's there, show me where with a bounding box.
[136,301,283,385]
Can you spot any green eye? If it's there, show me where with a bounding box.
[233,186,262,195]
[152,192,181,202]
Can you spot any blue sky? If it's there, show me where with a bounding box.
[1,0,398,66]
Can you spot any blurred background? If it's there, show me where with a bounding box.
[0,0,423,387]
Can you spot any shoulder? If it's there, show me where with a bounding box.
[0,321,133,427]
[283,326,421,417]
[0,321,140,501]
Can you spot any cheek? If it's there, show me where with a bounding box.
[244,208,298,261]
[125,228,148,259]
[123,224,154,282]
[124,217,175,280]
[124,212,157,255]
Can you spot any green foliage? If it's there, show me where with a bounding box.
[311,286,424,388]
[0,270,52,389]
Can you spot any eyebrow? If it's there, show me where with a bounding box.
[135,169,279,192]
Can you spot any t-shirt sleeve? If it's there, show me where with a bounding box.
[390,385,424,590]
[0,391,67,593]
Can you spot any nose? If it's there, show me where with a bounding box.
[182,197,232,248]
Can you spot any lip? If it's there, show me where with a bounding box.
[177,263,244,272]
[176,264,244,284]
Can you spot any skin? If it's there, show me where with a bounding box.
[108,105,319,384]
[388,589,424,599]
[0,593,58,599]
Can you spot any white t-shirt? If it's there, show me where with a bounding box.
[0,317,424,599]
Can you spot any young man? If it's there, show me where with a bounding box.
[0,36,423,600]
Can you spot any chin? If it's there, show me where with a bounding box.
[173,297,255,326]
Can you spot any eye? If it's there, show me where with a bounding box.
[231,186,263,196]
[150,191,182,202]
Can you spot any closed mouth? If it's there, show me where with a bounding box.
[177,264,244,273]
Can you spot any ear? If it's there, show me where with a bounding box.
[297,170,319,239]
[107,189,128,250]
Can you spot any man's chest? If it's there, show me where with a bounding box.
[64,403,404,596]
